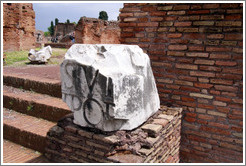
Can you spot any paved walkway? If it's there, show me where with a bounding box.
[3,65,61,80]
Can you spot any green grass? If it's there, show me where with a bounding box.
[4,48,68,66]
[4,50,29,65]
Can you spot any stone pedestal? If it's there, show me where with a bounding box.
[45,106,182,163]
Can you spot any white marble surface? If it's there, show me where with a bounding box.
[60,44,160,131]
[28,45,52,63]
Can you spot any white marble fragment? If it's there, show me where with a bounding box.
[28,45,52,63]
[60,44,160,131]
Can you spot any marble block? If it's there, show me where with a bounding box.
[60,44,160,131]
[28,45,52,63]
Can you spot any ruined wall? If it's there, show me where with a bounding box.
[54,23,75,39]
[120,3,243,163]
[75,17,120,44]
[3,3,35,51]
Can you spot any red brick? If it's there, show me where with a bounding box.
[149,44,165,50]
[194,59,215,65]
[178,15,200,21]
[228,114,243,120]
[217,107,230,113]
[194,83,213,89]
[174,22,192,26]
[167,11,186,15]
[208,122,230,129]
[186,112,197,118]
[137,22,159,27]
[191,4,202,9]
[173,5,190,10]
[198,114,215,121]
[177,58,193,64]
[166,84,180,90]
[188,10,210,15]
[215,21,242,26]
[142,6,157,12]
[203,3,220,9]
[216,73,242,80]
[200,126,231,135]
[119,23,137,27]
[182,97,195,102]
[214,85,238,92]
[225,14,242,20]
[215,61,237,66]
[200,66,221,72]
[184,116,196,123]
[231,126,243,132]
[170,39,189,44]
[210,90,220,95]
[121,7,141,12]
[221,3,239,8]
[187,135,206,143]
[163,16,178,21]
[210,79,233,85]
[121,33,135,37]
[167,33,182,38]
[221,92,237,97]
[206,47,232,52]
[224,34,243,40]
[190,71,215,77]
[119,13,134,17]
[207,34,224,39]
[150,17,163,22]
[188,46,204,51]
[154,38,168,43]
[209,53,231,59]
[150,11,167,16]
[180,86,200,92]
[175,63,198,70]
[177,101,196,107]
[177,27,199,32]
[138,17,148,22]
[198,104,215,110]
[168,45,187,50]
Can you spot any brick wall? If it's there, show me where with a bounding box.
[75,17,120,44]
[119,3,243,163]
[3,3,36,51]
[45,106,182,163]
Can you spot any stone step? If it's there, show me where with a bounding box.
[3,71,62,98]
[3,85,71,122]
[3,139,50,163]
[3,108,56,153]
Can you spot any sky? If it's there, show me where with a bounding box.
[33,3,124,32]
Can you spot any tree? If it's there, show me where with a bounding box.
[99,11,108,21]
[44,31,50,37]
[55,18,59,25]
[66,19,70,24]
[48,21,54,36]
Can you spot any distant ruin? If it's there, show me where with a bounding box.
[54,23,75,42]
[75,17,120,44]
[3,3,36,51]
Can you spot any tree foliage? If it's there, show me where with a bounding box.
[55,18,59,25]
[44,31,50,37]
[66,19,70,24]
[48,21,54,36]
[99,11,108,21]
